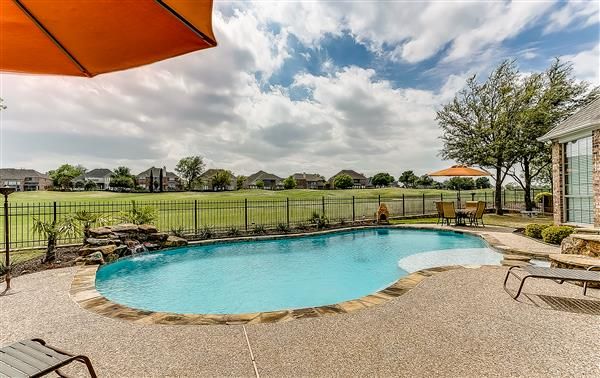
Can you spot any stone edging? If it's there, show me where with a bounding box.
[70,264,468,325]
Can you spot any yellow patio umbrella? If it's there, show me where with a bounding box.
[429,165,490,205]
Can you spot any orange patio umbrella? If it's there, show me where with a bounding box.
[0,0,217,77]
[428,165,490,177]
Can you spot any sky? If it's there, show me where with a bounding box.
[0,0,599,179]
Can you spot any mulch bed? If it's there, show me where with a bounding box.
[1,247,81,282]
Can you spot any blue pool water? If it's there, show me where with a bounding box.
[95,228,502,314]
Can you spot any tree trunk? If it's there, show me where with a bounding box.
[495,167,504,215]
[45,234,57,262]
[523,159,533,211]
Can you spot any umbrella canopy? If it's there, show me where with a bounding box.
[0,0,216,77]
[429,165,490,177]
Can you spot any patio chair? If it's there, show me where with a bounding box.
[465,201,478,210]
[0,338,97,377]
[441,202,457,226]
[435,201,444,225]
[503,265,600,300]
[469,201,486,227]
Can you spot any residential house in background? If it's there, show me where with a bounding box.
[0,168,51,191]
[329,170,369,188]
[136,166,181,191]
[244,170,283,190]
[198,169,236,191]
[539,97,600,227]
[292,173,326,189]
[73,168,113,190]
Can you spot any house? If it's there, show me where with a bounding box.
[136,166,181,191]
[292,173,326,189]
[538,97,600,227]
[244,170,283,190]
[73,168,113,190]
[329,170,369,189]
[198,169,236,191]
[0,168,51,191]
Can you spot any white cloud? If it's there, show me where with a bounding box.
[561,44,600,85]
[543,1,600,34]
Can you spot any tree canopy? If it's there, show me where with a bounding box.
[175,156,205,190]
[49,164,86,190]
[283,175,297,189]
[371,172,394,187]
[110,166,136,189]
[211,170,232,190]
[333,174,354,189]
[398,170,418,188]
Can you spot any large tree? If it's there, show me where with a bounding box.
[398,170,418,188]
[283,175,297,189]
[49,164,86,190]
[371,172,394,187]
[175,156,205,190]
[110,166,135,189]
[509,59,598,210]
[211,170,233,190]
[437,60,529,215]
[333,174,353,189]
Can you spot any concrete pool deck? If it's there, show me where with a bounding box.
[1,265,598,377]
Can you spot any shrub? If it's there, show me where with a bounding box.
[276,223,290,233]
[534,192,552,203]
[170,226,186,238]
[310,212,329,229]
[339,218,347,226]
[541,225,575,245]
[295,222,309,231]
[199,226,214,239]
[118,201,158,225]
[226,227,241,237]
[524,224,550,239]
[252,224,266,235]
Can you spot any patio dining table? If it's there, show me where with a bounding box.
[455,208,476,226]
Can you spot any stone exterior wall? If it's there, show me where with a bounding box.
[551,141,564,225]
[593,129,600,227]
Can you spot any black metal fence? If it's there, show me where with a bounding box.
[1,189,550,250]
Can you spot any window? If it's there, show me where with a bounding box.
[564,136,593,224]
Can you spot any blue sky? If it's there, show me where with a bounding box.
[0,0,598,178]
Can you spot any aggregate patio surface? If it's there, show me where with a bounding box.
[1,265,599,377]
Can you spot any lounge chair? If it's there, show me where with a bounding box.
[469,201,486,227]
[441,202,457,226]
[503,265,600,300]
[0,339,97,377]
[434,201,444,225]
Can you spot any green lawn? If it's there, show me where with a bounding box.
[9,188,491,203]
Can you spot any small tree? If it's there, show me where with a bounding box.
[415,175,435,188]
[475,177,491,189]
[283,176,297,189]
[371,172,394,187]
[110,166,136,190]
[32,218,78,262]
[67,210,111,243]
[84,180,98,191]
[211,170,232,190]
[236,175,247,190]
[255,180,265,189]
[333,174,353,189]
[49,164,85,190]
[398,170,418,188]
[445,177,475,190]
[175,156,205,190]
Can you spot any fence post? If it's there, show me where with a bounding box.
[503,190,506,209]
[244,198,248,231]
[322,196,325,216]
[352,196,355,222]
[471,192,475,201]
[378,195,381,206]
[484,191,487,204]
[53,201,57,223]
[194,200,198,235]
[286,198,290,226]
[440,193,443,202]
[422,193,425,215]
[402,194,405,216]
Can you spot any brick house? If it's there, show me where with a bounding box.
[0,168,51,191]
[198,169,236,191]
[329,170,369,189]
[73,168,113,190]
[292,173,326,189]
[244,170,283,190]
[539,97,600,227]
[136,166,181,191]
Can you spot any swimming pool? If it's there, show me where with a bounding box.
[95,228,502,314]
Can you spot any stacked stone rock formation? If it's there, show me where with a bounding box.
[78,224,187,264]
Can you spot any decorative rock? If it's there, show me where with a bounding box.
[163,235,188,247]
[143,242,160,250]
[85,237,115,246]
[78,244,117,256]
[110,224,139,233]
[85,251,104,265]
[139,224,159,234]
[148,232,169,242]
[561,235,600,258]
[89,226,112,237]
[105,253,119,263]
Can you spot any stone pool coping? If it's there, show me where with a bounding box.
[69,225,536,325]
